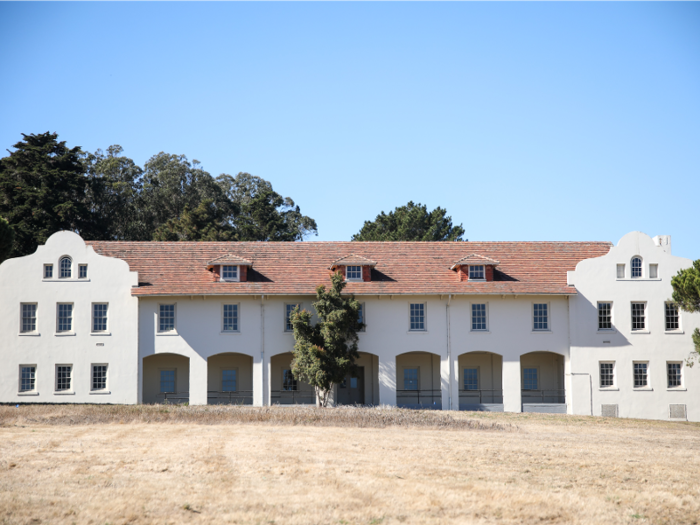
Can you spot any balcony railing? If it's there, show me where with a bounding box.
[521,389,566,404]
[156,391,190,404]
[458,389,503,404]
[271,389,316,405]
[396,389,442,408]
[207,390,254,405]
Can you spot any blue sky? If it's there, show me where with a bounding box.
[1,2,699,258]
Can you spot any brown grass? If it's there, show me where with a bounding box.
[1,406,699,525]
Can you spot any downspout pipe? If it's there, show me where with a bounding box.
[447,294,453,410]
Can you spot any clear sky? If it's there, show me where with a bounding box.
[1,2,699,258]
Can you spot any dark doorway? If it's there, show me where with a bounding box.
[337,367,365,405]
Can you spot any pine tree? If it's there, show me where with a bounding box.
[0,216,14,263]
[671,260,700,365]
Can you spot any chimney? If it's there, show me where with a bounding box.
[652,235,672,255]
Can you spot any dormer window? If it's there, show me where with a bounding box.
[631,257,642,278]
[59,257,72,279]
[221,265,239,282]
[346,266,362,281]
[468,265,485,280]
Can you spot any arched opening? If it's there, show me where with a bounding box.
[207,353,253,405]
[59,256,72,279]
[458,351,503,411]
[631,256,643,278]
[336,352,379,406]
[270,352,315,405]
[520,351,566,413]
[143,353,190,404]
[395,351,442,409]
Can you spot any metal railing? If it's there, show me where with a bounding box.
[458,389,503,404]
[156,391,190,404]
[207,390,254,405]
[396,389,442,407]
[271,389,316,405]
[521,389,566,404]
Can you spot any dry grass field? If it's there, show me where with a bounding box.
[1,405,699,525]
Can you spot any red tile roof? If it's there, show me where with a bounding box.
[450,253,501,269]
[86,241,612,297]
[329,254,378,268]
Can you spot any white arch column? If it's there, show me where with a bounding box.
[378,355,397,406]
[503,358,522,413]
[189,353,208,405]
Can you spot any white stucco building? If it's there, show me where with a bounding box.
[0,230,697,421]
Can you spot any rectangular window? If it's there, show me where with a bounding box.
[357,303,365,331]
[463,368,478,390]
[222,265,238,280]
[409,303,425,331]
[160,370,175,393]
[159,304,175,332]
[282,369,297,391]
[285,304,300,332]
[616,264,625,279]
[523,368,538,390]
[21,303,37,333]
[57,303,73,333]
[469,265,485,280]
[631,302,646,331]
[667,362,682,388]
[631,258,642,278]
[649,264,658,279]
[222,369,237,392]
[533,304,548,331]
[56,365,72,392]
[44,264,53,279]
[471,303,487,331]
[633,362,648,388]
[92,303,108,332]
[223,304,239,332]
[346,266,362,280]
[600,362,615,387]
[665,303,679,331]
[598,302,612,330]
[92,364,107,391]
[404,368,419,390]
[19,365,36,392]
[78,264,88,279]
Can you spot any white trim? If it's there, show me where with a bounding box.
[221,302,241,333]
[91,302,109,334]
[596,301,614,332]
[157,303,177,334]
[19,302,38,334]
[220,265,240,282]
[345,266,363,282]
[90,363,109,392]
[54,363,74,393]
[18,364,37,394]
[531,301,551,332]
[408,302,427,332]
[56,302,74,335]
[468,265,486,281]
[630,301,647,332]
[632,361,650,389]
[58,255,73,279]
[599,361,616,389]
[469,301,489,332]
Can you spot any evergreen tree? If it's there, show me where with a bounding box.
[152,199,235,241]
[0,216,14,263]
[352,201,465,242]
[290,272,363,407]
[0,132,91,257]
[671,260,700,365]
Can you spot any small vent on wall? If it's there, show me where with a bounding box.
[601,404,619,417]
[669,404,687,420]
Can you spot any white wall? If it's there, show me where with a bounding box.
[0,231,139,404]
[568,231,700,421]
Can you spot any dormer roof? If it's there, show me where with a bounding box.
[206,254,253,267]
[328,254,378,269]
[450,254,500,270]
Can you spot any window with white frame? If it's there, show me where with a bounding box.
[56,365,72,391]
[523,368,538,390]
[92,303,108,332]
[159,304,175,332]
[409,303,425,331]
[533,303,548,331]
[463,368,478,390]
[223,304,239,332]
[160,369,175,393]
[631,257,642,278]
[633,362,648,388]
[665,303,680,331]
[285,304,300,332]
[57,303,73,333]
[616,264,625,279]
[19,365,36,392]
[649,264,658,279]
[599,362,615,387]
[221,265,238,281]
[469,265,485,280]
[78,264,88,279]
[21,303,37,333]
[403,368,419,390]
[44,264,53,279]
[667,362,682,388]
[471,303,487,331]
[282,369,297,390]
[59,257,72,279]
[598,302,612,330]
[222,369,237,392]
[346,266,362,280]
[631,302,646,331]
[92,364,107,391]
